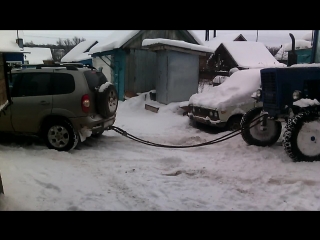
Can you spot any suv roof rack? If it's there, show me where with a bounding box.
[35,64,78,70]
[52,62,97,70]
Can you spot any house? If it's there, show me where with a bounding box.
[0,30,25,66]
[89,30,202,100]
[23,47,53,66]
[200,33,247,80]
[208,41,285,72]
[61,40,98,66]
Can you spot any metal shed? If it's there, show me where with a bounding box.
[143,41,214,104]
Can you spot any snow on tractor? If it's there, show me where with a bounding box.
[240,30,320,162]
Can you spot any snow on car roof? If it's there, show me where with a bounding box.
[188,68,262,110]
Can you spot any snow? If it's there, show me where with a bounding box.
[221,42,286,68]
[89,30,203,55]
[293,98,320,107]
[2,89,320,210]
[2,90,320,211]
[23,47,53,64]
[0,100,8,112]
[98,82,112,92]
[302,32,314,42]
[89,30,140,54]
[290,63,320,68]
[0,30,24,53]
[189,69,262,110]
[275,46,288,61]
[284,40,312,52]
[61,40,98,62]
[142,38,215,53]
[203,33,245,51]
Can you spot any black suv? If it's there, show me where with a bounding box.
[0,63,118,151]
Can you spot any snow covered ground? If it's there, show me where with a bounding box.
[1,92,320,211]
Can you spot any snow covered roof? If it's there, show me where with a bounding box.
[221,41,286,68]
[189,68,263,110]
[24,47,53,64]
[89,30,202,54]
[0,30,24,53]
[283,39,312,52]
[61,40,98,62]
[274,46,288,61]
[302,32,314,41]
[142,38,215,54]
[203,33,245,51]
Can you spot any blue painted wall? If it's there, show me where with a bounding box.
[92,49,126,100]
[78,58,93,66]
[4,53,24,63]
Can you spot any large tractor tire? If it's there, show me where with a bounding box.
[283,112,320,162]
[240,107,282,147]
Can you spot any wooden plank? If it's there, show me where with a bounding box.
[145,104,159,113]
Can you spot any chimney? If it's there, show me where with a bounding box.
[205,30,209,41]
[16,38,23,48]
[214,30,216,38]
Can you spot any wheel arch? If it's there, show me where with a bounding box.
[39,115,73,136]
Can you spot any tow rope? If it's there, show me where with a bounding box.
[108,114,267,148]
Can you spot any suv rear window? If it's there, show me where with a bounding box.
[83,70,108,91]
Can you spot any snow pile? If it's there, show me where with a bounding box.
[202,33,244,51]
[284,40,312,52]
[98,82,112,92]
[142,38,215,53]
[189,68,262,110]
[24,47,53,64]
[0,30,24,53]
[302,32,314,41]
[290,63,320,68]
[221,42,286,69]
[293,99,320,107]
[61,40,98,62]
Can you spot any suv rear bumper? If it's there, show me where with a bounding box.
[69,114,116,131]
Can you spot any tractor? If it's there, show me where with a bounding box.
[240,30,320,162]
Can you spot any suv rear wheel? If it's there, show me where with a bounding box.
[96,84,118,118]
[42,119,79,151]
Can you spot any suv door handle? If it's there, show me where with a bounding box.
[39,101,50,105]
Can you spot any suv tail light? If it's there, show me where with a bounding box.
[81,94,90,113]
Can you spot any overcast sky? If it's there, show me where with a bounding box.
[22,30,312,47]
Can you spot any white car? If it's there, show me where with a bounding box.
[188,68,263,131]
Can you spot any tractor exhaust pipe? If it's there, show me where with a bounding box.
[287,33,297,66]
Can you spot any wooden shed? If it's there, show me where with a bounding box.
[89,30,202,100]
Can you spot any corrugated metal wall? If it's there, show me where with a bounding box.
[156,51,199,104]
[125,49,157,94]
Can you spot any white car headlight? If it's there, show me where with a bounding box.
[293,90,302,100]
[209,111,213,116]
